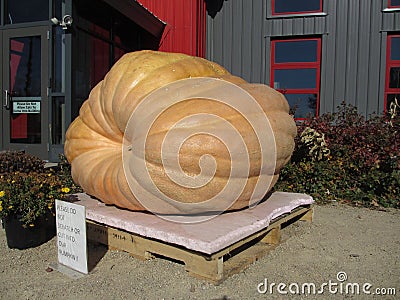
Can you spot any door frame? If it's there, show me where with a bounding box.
[0,29,3,151]
[2,26,49,159]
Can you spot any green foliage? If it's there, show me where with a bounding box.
[275,102,400,208]
[0,150,45,173]
[0,172,72,226]
[54,154,83,194]
[0,153,82,226]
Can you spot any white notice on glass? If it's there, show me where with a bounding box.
[13,101,40,113]
[55,200,88,274]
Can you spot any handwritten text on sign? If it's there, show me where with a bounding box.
[55,200,88,274]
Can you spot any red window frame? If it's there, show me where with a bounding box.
[388,0,400,8]
[384,35,400,112]
[272,0,323,16]
[270,37,322,120]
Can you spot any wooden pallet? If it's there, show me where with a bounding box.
[86,204,313,284]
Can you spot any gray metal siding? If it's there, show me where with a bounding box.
[206,0,400,117]
[382,0,400,32]
[206,0,266,83]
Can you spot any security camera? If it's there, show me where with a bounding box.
[50,17,59,25]
[62,15,73,27]
[51,15,73,30]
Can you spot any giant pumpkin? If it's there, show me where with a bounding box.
[64,50,296,215]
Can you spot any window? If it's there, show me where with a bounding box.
[71,0,153,120]
[385,35,400,113]
[271,38,321,119]
[5,0,49,24]
[388,0,400,8]
[10,36,42,144]
[272,0,322,15]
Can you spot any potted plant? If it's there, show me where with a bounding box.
[0,151,80,249]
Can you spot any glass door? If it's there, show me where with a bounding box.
[2,27,49,159]
[0,30,3,151]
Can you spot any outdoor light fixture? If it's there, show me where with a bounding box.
[50,15,73,30]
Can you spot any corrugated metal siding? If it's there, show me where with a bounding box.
[382,0,400,31]
[138,0,206,56]
[265,16,327,37]
[382,13,400,31]
[206,0,400,116]
[321,0,385,115]
[206,0,266,83]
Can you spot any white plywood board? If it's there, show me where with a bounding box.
[75,192,314,254]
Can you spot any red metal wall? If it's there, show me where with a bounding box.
[138,0,206,57]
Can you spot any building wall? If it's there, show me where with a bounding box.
[206,0,400,116]
[206,0,267,83]
[139,0,206,56]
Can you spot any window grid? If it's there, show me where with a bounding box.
[385,35,400,112]
[272,0,323,16]
[388,0,400,8]
[270,37,321,119]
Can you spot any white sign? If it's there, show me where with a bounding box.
[55,200,88,274]
[13,101,40,113]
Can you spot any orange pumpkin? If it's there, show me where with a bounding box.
[64,50,296,214]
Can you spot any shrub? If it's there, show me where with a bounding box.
[275,102,400,208]
[0,172,72,226]
[0,152,83,226]
[0,150,45,174]
[56,154,83,194]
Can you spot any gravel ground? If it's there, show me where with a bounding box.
[0,203,399,300]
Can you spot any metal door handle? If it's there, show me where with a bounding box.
[3,90,10,110]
